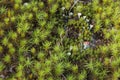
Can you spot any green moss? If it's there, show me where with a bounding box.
[0,0,120,80]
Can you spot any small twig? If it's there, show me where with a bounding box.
[61,74,67,80]
[69,0,79,12]
[69,0,84,12]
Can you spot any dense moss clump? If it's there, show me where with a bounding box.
[0,0,120,80]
